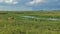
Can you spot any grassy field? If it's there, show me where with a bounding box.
[0,11,60,34]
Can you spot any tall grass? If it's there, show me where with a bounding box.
[0,11,60,34]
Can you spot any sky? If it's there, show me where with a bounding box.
[0,0,60,11]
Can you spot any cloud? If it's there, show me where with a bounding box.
[26,0,44,5]
[31,0,60,10]
[0,0,60,10]
[26,0,60,6]
[0,0,4,2]
[0,0,18,4]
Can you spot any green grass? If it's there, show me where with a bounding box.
[0,11,60,34]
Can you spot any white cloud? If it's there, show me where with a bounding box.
[0,0,3,2]
[0,0,18,4]
[26,0,44,5]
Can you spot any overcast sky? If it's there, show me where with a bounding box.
[0,0,60,11]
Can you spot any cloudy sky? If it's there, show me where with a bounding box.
[0,0,60,11]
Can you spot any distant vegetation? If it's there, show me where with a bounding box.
[0,10,60,34]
